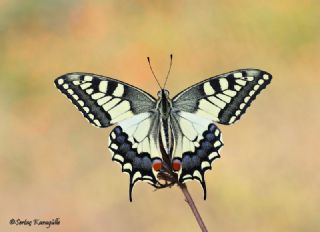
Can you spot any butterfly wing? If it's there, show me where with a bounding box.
[171,69,272,198]
[54,73,156,127]
[172,69,272,124]
[170,111,223,199]
[108,112,162,201]
[55,73,162,201]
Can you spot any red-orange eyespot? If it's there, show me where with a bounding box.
[152,159,162,171]
[172,159,181,171]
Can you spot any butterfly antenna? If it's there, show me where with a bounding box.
[147,57,162,89]
[163,54,173,89]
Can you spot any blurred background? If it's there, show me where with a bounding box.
[1,0,319,231]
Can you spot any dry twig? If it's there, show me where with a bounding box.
[178,183,208,232]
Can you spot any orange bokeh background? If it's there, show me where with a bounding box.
[1,1,319,231]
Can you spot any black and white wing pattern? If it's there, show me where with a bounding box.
[108,112,162,201]
[173,69,272,124]
[55,73,156,127]
[170,111,223,199]
[171,69,272,198]
[55,69,272,201]
[55,73,162,201]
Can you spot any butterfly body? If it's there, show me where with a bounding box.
[55,69,272,201]
[156,89,174,157]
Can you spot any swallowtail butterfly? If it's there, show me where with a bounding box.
[54,57,272,201]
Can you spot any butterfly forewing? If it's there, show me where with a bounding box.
[54,73,156,127]
[173,69,272,124]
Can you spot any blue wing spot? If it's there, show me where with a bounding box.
[191,156,201,167]
[208,124,216,132]
[196,149,206,159]
[125,151,136,161]
[119,143,130,153]
[201,141,212,152]
[141,156,152,171]
[114,127,122,135]
[182,155,192,170]
[116,135,126,144]
[205,133,215,142]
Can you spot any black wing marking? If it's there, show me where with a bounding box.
[173,69,272,125]
[171,111,223,199]
[54,73,156,127]
[108,112,162,201]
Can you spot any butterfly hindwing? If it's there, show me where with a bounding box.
[171,111,223,199]
[108,112,162,201]
[54,73,156,127]
[173,69,272,124]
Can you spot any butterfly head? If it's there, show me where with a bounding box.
[157,89,170,99]
[157,89,172,119]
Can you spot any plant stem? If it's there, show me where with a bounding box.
[179,183,208,232]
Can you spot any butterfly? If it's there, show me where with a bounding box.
[54,56,272,201]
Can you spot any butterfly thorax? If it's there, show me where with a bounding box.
[156,89,172,119]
